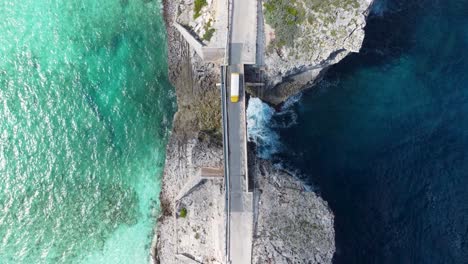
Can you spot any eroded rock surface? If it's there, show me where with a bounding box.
[154,135,225,263]
[252,161,335,264]
[252,0,374,104]
[152,0,225,262]
[152,0,364,262]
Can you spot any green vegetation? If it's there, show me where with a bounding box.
[306,0,360,13]
[263,0,361,50]
[179,207,187,218]
[193,0,207,19]
[194,87,222,137]
[264,0,305,49]
[203,19,216,41]
[203,28,216,41]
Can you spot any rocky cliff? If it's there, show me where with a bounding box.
[152,0,225,262]
[152,0,373,262]
[251,0,374,104]
[251,160,335,264]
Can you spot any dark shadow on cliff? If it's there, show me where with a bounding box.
[322,0,425,81]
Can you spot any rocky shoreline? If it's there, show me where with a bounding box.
[251,0,375,105]
[152,0,373,262]
[151,0,226,262]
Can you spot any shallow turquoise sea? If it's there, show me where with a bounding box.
[0,0,175,263]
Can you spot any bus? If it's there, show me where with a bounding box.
[230,73,239,103]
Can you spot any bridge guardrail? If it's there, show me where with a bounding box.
[220,65,231,263]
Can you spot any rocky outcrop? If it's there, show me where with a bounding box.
[154,134,225,263]
[153,0,377,262]
[251,0,374,104]
[252,160,335,263]
[152,0,225,262]
[176,0,228,47]
[165,0,374,105]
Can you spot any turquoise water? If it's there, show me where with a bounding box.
[0,0,176,263]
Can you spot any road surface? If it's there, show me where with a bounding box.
[227,64,245,212]
[230,0,257,65]
[225,64,252,264]
[224,0,257,262]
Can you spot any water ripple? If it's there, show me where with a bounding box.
[0,0,175,263]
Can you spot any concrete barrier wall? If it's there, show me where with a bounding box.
[174,22,225,62]
[202,47,225,62]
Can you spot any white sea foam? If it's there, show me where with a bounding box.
[247,96,319,191]
[272,162,316,192]
[281,92,303,110]
[247,94,303,159]
[247,98,281,159]
[371,0,390,17]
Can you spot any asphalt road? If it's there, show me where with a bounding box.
[230,0,256,65]
[225,0,256,261]
[227,64,244,212]
[226,64,252,264]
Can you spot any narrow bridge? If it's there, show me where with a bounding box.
[221,63,252,264]
[174,0,259,261]
[221,0,257,263]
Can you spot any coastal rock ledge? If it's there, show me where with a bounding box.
[252,160,335,263]
[253,0,375,104]
[152,0,372,262]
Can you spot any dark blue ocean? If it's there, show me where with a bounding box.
[250,0,468,263]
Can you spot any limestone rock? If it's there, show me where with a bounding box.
[255,0,375,104]
[252,161,335,264]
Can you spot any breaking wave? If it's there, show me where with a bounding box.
[247,98,281,159]
[246,94,302,159]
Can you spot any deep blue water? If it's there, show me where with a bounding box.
[262,0,468,263]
